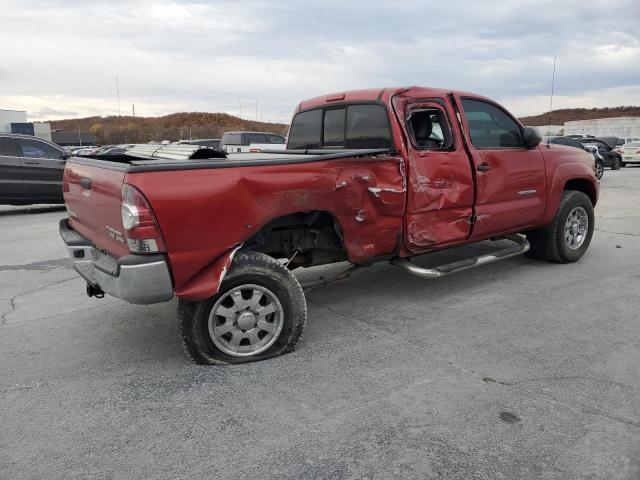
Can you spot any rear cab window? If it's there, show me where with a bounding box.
[287,103,392,150]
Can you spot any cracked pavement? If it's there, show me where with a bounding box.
[1,169,639,479]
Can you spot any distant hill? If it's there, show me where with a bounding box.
[50,112,289,145]
[519,106,640,126]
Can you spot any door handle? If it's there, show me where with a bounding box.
[24,160,39,165]
[477,163,492,172]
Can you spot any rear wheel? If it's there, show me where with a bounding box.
[612,157,622,170]
[525,190,594,263]
[178,251,307,364]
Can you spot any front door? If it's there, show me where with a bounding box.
[19,137,66,201]
[455,96,546,239]
[393,94,475,251]
[0,137,23,201]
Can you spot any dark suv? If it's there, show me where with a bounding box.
[578,137,623,170]
[0,133,69,205]
[548,136,604,179]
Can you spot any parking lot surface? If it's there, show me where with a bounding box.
[1,169,639,479]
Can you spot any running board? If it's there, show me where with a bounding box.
[393,234,530,278]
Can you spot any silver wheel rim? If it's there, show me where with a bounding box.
[208,284,284,357]
[595,163,603,178]
[564,206,589,250]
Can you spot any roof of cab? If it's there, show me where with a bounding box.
[295,86,491,113]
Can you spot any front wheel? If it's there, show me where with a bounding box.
[595,160,604,180]
[178,252,307,364]
[525,190,594,263]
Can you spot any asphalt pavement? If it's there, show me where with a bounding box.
[1,168,639,479]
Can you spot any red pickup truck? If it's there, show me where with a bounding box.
[60,87,598,364]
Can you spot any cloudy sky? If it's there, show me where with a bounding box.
[1,0,639,123]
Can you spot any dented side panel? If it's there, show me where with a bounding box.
[125,154,406,297]
[392,92,475,252]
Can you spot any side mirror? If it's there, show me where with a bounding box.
[62,151,71,160]
[522,127,542,149]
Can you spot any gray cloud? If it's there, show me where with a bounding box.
[31,107,79,117]
[1,0,638,121]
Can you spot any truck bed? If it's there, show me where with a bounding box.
[72,148,391,173]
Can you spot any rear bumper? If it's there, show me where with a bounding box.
[59,219,174,304]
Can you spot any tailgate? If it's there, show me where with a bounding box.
[63,160,129,257]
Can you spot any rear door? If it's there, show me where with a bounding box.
[0,137,23,201]
[19,137,67,200]
[455,95,546,239]
[393,94,475,250]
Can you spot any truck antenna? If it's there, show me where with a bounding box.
[546,56,557,145]
[116,75,121,117]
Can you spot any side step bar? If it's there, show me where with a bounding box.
[393,234,530,278]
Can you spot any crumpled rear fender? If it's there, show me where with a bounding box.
[174,245,242,301]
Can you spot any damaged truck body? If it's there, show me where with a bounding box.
[60,86,599,364]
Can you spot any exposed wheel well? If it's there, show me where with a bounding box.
[564,179,597,206]
[243,211,347,268]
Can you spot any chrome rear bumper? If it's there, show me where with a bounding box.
[59,219,174,304]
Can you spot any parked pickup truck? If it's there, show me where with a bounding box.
[60,86,599,364]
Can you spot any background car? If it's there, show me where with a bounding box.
[547,136,604,179]
[0,133,69,205]
[220,131,286,153]
[620,141,640,166]
[577,137,623,170]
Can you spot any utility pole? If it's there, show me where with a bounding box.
[78,128,82,147]
[255,100,258,121]
[189,127,192,141]
[116,75,121,116]
[132,104,135,117]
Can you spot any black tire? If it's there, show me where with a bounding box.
[595,161,604,180]
[178,251,307,365]
[524,190,594,264]
[612,157,622,170]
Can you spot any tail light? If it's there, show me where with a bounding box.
[121,184,165,253]
[615,148,624,154]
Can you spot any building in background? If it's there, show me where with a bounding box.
[33,122,52,142]
[0,109,28,132]
[564,117,640,139]
[51,131,97,146]
[531,124,564,136]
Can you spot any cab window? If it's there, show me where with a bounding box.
[462,99,524,149]
[19,138,64,159]
[408,109,453,150]
[345,104,391,149]
[287,109,322,149]
[0,137,21,157]
[323,108,345,147]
